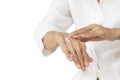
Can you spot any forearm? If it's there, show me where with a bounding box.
[112,28,120,40]
[43,31,59,52]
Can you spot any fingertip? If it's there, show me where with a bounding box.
[85,62,89,67]
[88,58,93,62]
[87,55,93,62]
[82,67,86,72]
[68,57,73,61]
[76,64,81,69]
[84,59,89,67]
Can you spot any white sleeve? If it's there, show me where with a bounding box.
[34,0,73,57]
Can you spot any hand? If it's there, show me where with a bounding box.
[65,37,93,71]
[70,24,117,41]
[54,32,92,71]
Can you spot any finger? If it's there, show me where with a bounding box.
[70,24,95,36]
[66,39,77,61]
[86,54,93,62]
[80,31,98,39]
[71,50,81,68]
[71,30,98,39]
[73,42,85,71]
[56,35,72,61]
[70,27,91,36]
[60,44,72,61]
[80,42,90,67]
[81,37,104,42]
[73,55,82,69]
[69,41,81,68]
[80,42,88,66]
[76,46,85,71]
[71,34,84,40]
[66,38,82,69]
[80,43,93,62]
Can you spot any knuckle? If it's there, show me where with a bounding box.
[79,58,84,63]
[62,50,67,54]
[62,44,68,48]
[76,48,81,54]
[82,47,87,53]
[65,53,70,58]
[80,56,84,60]
[67,44,73,49]
[80,43,86,48]
[70,50,76,54]
[73,56,78,60]
[76,46,81,50]
[83,55,88,60]
[66,56,70,60]
[73,42,78,46]
[75,43,81,49]
[62,48,68,54]
[81,49,86,56]
[72,55,78,58]
[74,60,79,64]
[76,47,81,52]
[68,47,76,54]
[78,54,83,59]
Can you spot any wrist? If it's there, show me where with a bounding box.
[111,28,120,40]
[43,31,59,51]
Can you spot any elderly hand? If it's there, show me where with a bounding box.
[70,24,118,42]
[54,32,92,71]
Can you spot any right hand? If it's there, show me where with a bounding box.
[54,32,93,71]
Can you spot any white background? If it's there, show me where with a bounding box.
[0,0,78,80]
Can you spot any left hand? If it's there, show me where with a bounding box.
[70,24,117,42]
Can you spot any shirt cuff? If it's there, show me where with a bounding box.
[34,21,62,57]
[34,27,53,57]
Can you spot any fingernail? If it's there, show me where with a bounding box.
[82,68,86,71]
[69,58,73,61]
[89,58,93,62]
[76,64,81,68]
[85,62,89,67]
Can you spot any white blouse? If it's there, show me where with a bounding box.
[34,0,120,80]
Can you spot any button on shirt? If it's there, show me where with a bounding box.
[34,0,120,80]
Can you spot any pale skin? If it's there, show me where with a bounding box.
[70,24,120,41]
[42,24,120,71]
[43,31,93,71]
[42,0,120,72]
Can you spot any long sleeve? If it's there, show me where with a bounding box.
[34,0,73,57]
